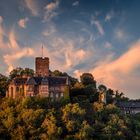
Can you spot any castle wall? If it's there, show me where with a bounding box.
[39,85,49,97]
[7,56,69,99]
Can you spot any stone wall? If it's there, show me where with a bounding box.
[35,57,49,77]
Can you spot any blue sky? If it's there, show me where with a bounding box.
[0,0,140,99]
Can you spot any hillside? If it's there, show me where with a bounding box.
[0,97,140,139]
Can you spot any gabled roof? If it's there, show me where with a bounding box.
[26,77,42,85]
[48,76,67,86]
[26,76,68,86]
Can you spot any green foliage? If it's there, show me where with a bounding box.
[80,73,96,87]
[0,74,8,97]
[9,67,34,80]
[0,69,139,139]
[40,111,62,140]
[75,121,94,140]
[61,103,86,137]
[64,86,70,100]
[0,97,139,139]
[114,90,129,102]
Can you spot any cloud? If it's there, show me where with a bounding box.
[0,24,35,73]
[73,69,83,79]
[91,39,140,98]
[0,16,3,24]
[8,31,19,49]
[64,46,86,69]
[25,0,39,16]
[42,25,56,37]
[0,16,4,44]
[91,19,105,36]
[43,0,59,22]
[104,41,112,49]
[72,1,79,6]
[4,48,34,73]
[33,36,92,73]
[105,10,114,22]
[18,17,28,28]
[115,28,130,42]
[52,38,87,71]
[115,29,124,40]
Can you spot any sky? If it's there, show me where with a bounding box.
[0,0,140,99]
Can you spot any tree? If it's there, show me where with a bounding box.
[52,70,64,77]
[98,85,107,103]
[80,73,96,87]
[0,74,8,97]
[62,103,86,133]
[9,67,34,80]
[22,68,34,77]
[75,121,94,140]
[106,89,114,104]
[114,90,129,102]
[40,109,62,140]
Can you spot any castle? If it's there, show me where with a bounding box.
[6,57,70,99]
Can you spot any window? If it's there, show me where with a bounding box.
[50,92,53,98]
[55,87,59,90]
[11,87,13,98]
[16,87,19,92]
[61,93,64,97]
[56,93,59,98]
[41,86,48,91]
[28,86,34,92]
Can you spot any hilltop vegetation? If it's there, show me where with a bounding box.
[0,67,140,139]
[0,97,140,140]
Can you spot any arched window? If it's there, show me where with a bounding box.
[16,87,19,92]
[11,87,13,98]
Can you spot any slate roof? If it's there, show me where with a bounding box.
[41,77,49,85]
[48,77,67,86]
[26,77,44,85]
[26,76,68,86]
[11,76,68,86]
[117,101,140,108]
[13,78,27,85]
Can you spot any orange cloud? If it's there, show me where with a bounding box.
[8,31,19,49]
[44,0,59,22]
[25,0,39,16]
[0,21,35,73]
[90,39,140,98]
[18,17,28,28]
[4,48,34,73]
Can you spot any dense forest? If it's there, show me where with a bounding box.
[0,68,140,140]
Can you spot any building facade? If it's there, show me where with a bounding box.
[6,57,69,100]
[116,101,140,115]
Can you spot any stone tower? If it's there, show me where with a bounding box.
[35,57,49,77]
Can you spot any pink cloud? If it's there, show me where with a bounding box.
[18,17,28,28]
[4,48,34,73]
[90,39,140,98]
[0,21,35,74]
[44,0,59,22]
[25,0,39,16]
